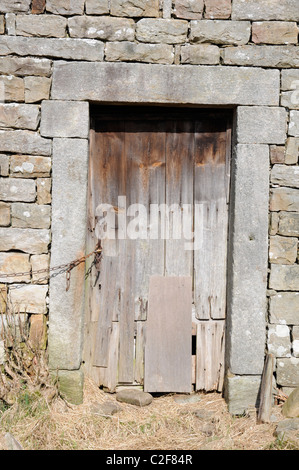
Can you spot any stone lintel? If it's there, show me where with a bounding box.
[51,62,280,106]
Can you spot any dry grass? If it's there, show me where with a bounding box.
[0,376,295,451]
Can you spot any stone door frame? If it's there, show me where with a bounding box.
[43,62,284,410]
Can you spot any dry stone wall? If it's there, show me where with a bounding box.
[0,0,298,407]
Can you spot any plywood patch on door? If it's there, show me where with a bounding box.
[144,276,192,393]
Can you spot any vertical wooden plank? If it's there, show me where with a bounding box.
[118,121,166,381]
[124,120,166,321]
[193,121,229,320]
[93,121,126,367]
[105,322,120,392]
[144,276,192,393]
[134,321,146,385]
[118,236,135,382]
[196,320,225,391]
[257,353,274,424]
[165,120,194,277]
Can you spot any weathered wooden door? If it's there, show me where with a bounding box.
[83,107,231,393]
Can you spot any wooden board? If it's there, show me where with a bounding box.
[193,120,229,320]
[92,121,126,367]
[196,320,225,391]
[125,121,166,321]
[165,120,194,277]
[144,276,192,393]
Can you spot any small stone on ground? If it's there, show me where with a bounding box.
[90,400,121,416]
[173,394,202,404]
[116,389,153,407]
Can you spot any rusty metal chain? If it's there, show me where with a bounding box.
[0,247,102,293]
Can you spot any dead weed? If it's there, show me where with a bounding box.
[0,376,293,450]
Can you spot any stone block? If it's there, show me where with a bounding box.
[0,36,104,61]
[278,212,299,237]
[281,91,299,110]
[276,358,299,387]
[0,202,10,226]
[0,76,24,102]
[271,164,299,188]
[0,284,7,312]
[40,100,89,138]
[289,111,299,137]
[0,313,27,335]
[105,41,174,64]
[51,61,280,106]
[15,14,67,38]
[232,0,299,21]
[236,106,287,144]
[111,0,160,17]
[267,324,291,357]
[269,235,297,264]
[11,203,51,229]
[0,154,9,176]
[226,144,269,375]
[0,0,31,13]
[0,56,51,77]
[24,77,51,103]
[252,22,298,45]
[0,130,52,156]
[0,252,31,283]
[190,20,250,45]
[31,253,50,284]
[0,15,4,34]
[204,0,231,19]
[269,265,299,291]
[0,104,40,131]
[0,228,50,254]
[270,292,299,325]
[49,139,88,370]
[180,44,220,64]
[5,13,16,35]
[36,178,51,205]
[270,187,299,212]
[46,0,85,15]
[293,327,299,357]
[136,18,188,44]
[56,369,84,405]
[285,138,299,164]
[281,70,299,91]
[31,0,46,14]
[68,16,135,41]
[224,375,261,415]
[282,387,299,416]
[29,314,47,349]
[9,284,48,314]
[173,0,203,19]
[116,389,153,406]
[269,212,279,235]
[10,155,51,178]
[222,45,299,68]
[85,0,109,15]
[270,146,285,164]
[0,177,36,202]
